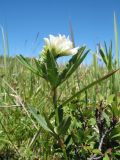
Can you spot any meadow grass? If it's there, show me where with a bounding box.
[0,53,119,159]
[0,15,120,160]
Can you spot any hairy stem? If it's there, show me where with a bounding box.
[53,87,57,110]
[52,88,68,160]
[59,139,68,160]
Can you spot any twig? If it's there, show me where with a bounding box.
[88,127,114,160]
[87,100,117,160]
[0,105,18,108]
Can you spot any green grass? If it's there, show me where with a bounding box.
[0,54,119,159]
[0,15,120,160]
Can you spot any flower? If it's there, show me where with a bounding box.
[42,34,79,58]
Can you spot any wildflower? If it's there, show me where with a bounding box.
[42,34,79,58]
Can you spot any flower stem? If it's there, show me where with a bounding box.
[53,87,57,110]
[53,87,59,126]
[59,139,68,160]
[52,88,68,160]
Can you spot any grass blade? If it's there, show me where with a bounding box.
[61,69,119,107]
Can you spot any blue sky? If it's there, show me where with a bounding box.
[0,0,120,60]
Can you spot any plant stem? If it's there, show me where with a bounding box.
[53,87,57,109]
[53,87,58,125]
[59,139,68,160]
[52,88,68,160]
[62,147,68,160]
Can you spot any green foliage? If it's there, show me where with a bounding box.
[0,53,120,159]
[58,46,89,85]
[57,116,71,135]
[0,15,120,159]
[17,46,89,88]
[28,106,52,132]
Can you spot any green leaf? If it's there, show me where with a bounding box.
[114,151,120,156]
[43,113,58,138]
[92,149,101,154]
[111,133,120,139]
[107,94,115,104]
[103,154,110,160]
[57,105,63,125]
[111,104,120,116]
[102,112,110,127]
[64,135,72,147]
[57,117,71,135]
[89,118,96,126]
[0,139,11,144]
[43,113,54,132]
[34,58,47,80]
[99,42,113,71]
[99,46,108,66]
[42,50,59,87]
[58,47,89,86]
[17,55,42,77]
[71,132,79,144]
[28,106,51,132]
[108,41,112,70]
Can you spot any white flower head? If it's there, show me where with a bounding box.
[42,34,79,58]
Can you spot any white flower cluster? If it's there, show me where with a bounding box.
[43,34,79,57]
